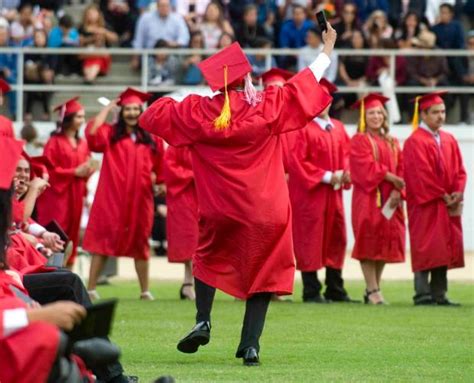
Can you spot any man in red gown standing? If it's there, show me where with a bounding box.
[287,79,355,303]
[140,25,337,365]
[404,92,467,306]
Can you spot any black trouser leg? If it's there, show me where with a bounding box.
[195,277,216,323]
[430,266,448,303]
[236,293,272,357]
[301,271,322,300]
[413,271,432,304]
[324,267,348,301]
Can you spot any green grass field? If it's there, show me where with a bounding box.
[98,281,474,383]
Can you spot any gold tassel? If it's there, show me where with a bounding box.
[213,65,231,130]
[358,99,365,133]
[376,188,382,208]
[412,96,420,131]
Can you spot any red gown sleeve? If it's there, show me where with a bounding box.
[85,121,112,153]
[350,133,389,193]
[403,137,447,205]
[452,140,467,193]
[263,68,332,135]
[43,139,76,178]
[164,147,194,191]
[292,129,327,187]
[153,138,165,184]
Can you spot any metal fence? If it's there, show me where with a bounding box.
[1,46,473,122]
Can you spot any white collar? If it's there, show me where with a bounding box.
[314,116,333,130]
[419,121,440,137]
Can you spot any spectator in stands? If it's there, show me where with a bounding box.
[277,0,310,21]
[181,31,205,85]
[363,10,393,48]
[388,0,426,29]
[279,4,314,49]
[353,0,388,22]
[366,38,407,86]
[395,11,424,49]
[248,37,277,78]
[79,4,119,84]
[9,2,35,46]
[21,123,43,156]
[0,1,20,22]
[337,29,368,107]
[132,0,190,69]
[425,0,458,26]
[199,1,234,49]
[48,14,81,76]
[176,0,211,31]
[235,4,274,48]
[216,31,234,49]
[24,29,54,121]
[100,0,139,47]
[460,31,474,124]
[333,2,361,48]
[149,39,179,85]
[0,25,16,119]
[297,28,338,82]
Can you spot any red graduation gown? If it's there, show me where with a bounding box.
[36,135,90,265]
[0,115,14,137]
[139,68,332,299]
[288,119,350,271]
[0,271,60,383]
[83,122,164,260]
[350,133,406,263]
[7,233,47,273]
[164,146,198,263]
[403,128,466,272]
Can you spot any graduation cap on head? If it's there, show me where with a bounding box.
[411,91,447,131]
[0,78,11,94]
[117,88,151,106]
[260,68,294,87]
[319,78,338,95]
[198,42,252,130]
[351,93,390,133]
[0,137,24,190]
[53,97,83,123]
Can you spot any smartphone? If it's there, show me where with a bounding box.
[98,97,110,106]
[189,4,196,13]
[316,11,327,33]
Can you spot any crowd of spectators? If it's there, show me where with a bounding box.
[0,0,472,122]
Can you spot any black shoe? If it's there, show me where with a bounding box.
[436,299,461,307]
[177,321,210,353]
[303,296,330,303]
[414,298,435,306]
[326,295,361,303]
[242,347,260,366]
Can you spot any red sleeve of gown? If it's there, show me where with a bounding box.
[152,138,165,184]
[164,147,194,191]
[403,136,447,205]
[350,133,389,193]
[263,68,333,135]
[43,139,76,177]
[452,139,467,193]
[85,121,112,153]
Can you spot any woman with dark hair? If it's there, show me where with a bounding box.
[349,94,406,305]
[36,98,93,267]
[395,11,422,48]
[333,2,361,48]
[83,88,164,301]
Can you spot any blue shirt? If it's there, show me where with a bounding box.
[354,0,389,22]
[48,27,80,48]
[133,10,190,49]
[279,19,315,49]
[432,21,465,49]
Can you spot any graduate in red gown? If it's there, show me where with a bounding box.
[349,94,406,305]
[0,78,15,138]
[139,24,337,365]
[404,92,467,306]
[83,88,165,301]
[36,98,92,267]
[164,145,198,300]
[288,79,355,303]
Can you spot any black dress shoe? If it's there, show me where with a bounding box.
[177,321,210,354]
[242,347,260,366]
[414,298,435,306]
[326,295,361,303]
[303,296,331,303]
[436,299,461,307]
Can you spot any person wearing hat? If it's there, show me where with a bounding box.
[83,88,165,301]
[163,145,198,301]
[288,78,356,303]
[140,23,337,365]
[349,94,406,305]
[403,92,466,306]
[0,78,14,138]
[36,97,93,268]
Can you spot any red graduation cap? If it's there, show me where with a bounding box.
[117,88,151,106]
[0,78,11,94]
[319,78,338,95]
[0,137,24,190]
[410,91,447,130]
[260,68,294,87]
[53,97,83,121]
[351,93,389,133]
[198,42,252,92]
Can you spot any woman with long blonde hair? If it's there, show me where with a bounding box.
[349,93,406,304]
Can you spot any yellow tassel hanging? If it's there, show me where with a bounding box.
[412,96,421,131]
[358,99,365,133]
[376,188,382,208]
[213,65,231,130]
